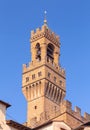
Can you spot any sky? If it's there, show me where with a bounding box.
[0,0,90,124]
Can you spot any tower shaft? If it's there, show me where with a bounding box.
[22,24,66,127]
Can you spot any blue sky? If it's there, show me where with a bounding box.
[0,0,90,123]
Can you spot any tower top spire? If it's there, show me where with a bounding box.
[44,11,48,26]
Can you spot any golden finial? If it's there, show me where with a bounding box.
[44,10,47,26]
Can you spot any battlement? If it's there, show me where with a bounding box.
[30,24,60,47]
[29,100,90,128]
[60,100,90,121]
[23,57,65,78]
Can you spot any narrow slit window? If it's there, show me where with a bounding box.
[38,72,42,77]
[54,77,56,82]
[26,77,29,82]
[32,74,35,79]
[48,72,51,78]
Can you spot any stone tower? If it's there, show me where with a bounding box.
[22,18,66,127]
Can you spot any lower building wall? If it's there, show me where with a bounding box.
[0,124,18,130]
[84,127,90,130]
[65,113,82,128]
[37,123,53,130]
[36,121,71,130]
[53,112,83,129]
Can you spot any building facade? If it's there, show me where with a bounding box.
[0,100,31,130]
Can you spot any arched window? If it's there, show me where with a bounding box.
[35,43,41,61]
[47,43,54,62]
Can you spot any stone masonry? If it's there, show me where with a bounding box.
[22,22,90,129]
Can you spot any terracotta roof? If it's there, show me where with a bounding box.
[6,120,31,130]
[0,100,11,108]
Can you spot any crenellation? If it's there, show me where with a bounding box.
[62,100,72,110]
[36,27,41,33]
[84,112,90,120]
[23,59,65,78]
[46,58,65,76]
[23,62,31,72]
[23,64,27,68]
[47,28,52,34]
[75,106,81,116]
[56,35,60,41]
[31,30,35,36]
[59,100,90,124]
[30,25,60,46]
[50,32,54,37]
[41,24,47,31]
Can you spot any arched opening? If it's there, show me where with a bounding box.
[35,43,41,61]
[47,43,54,63]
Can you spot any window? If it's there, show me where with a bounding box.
[26,77,29,82]
[47,43,54,62]
[35,43,41,61]
[34,106,37,109]
[60,80,63,86]
[48,72,51,78]
[54,76,56,82]
[38,72,42,77]
[32,74,35,79]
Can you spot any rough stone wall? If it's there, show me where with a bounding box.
[29,100,90,128]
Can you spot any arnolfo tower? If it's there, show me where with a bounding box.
[22,15,90,129]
